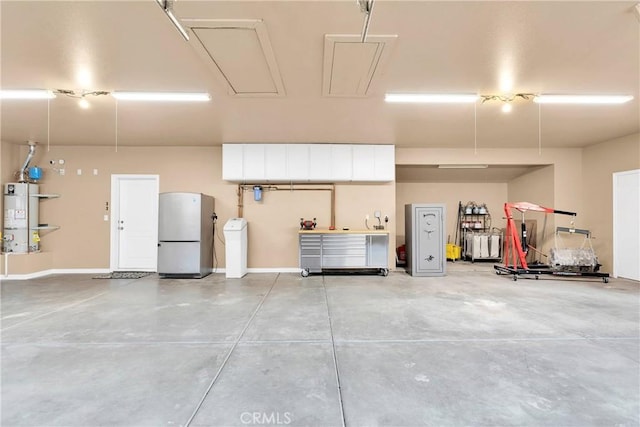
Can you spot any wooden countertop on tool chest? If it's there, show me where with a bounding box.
[298,229,389,235]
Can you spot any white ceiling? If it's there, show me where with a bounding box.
[1,1,638,149]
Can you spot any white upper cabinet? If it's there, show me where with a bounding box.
[243,144,265,181]
[264,144,287,181]
[348,145,395,181]
[308,145,331,181]
[352,145,376,181]
[287,144,310,181]
[222,144,244,181]
[221,143,394,182]
[330,144,352,181]
[374,144,395,181]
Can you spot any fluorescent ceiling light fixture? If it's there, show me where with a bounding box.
[111,92,211,102]
[0,89,56,99]
[385,93,479,103]
[534,95,633,104]
[438,164,489,169]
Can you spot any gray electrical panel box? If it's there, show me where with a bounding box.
[405,204,446,276]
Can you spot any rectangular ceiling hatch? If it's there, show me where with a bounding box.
[323,34,397,97]
[183,19,286,97]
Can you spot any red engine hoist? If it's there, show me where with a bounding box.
[494,201,610,282]
[503,201,575,269]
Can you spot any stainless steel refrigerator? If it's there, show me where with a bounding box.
[158,192,215,278]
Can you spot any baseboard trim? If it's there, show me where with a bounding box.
[210,268,302,275]
[1,268,110,281]
[248,268,302,274]
[212,268,302,274]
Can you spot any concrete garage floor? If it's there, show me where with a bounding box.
[1,264,639,426]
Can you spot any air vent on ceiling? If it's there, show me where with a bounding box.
[183,19,285,97]
[323,34,397,97]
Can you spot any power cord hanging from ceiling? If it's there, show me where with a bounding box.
[115,99,118,153]
[47,97,51,152]
[474,102,478,155]
[538,101,542,155]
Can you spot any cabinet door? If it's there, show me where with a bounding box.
[222,144,244,181]
[330,144,352,181]
[158,242,200,274]
[243,144,265,181]
[368,234,388,267]
[265,144,287,181]
[352,145,375,181]
[374,145,395,181]
[287,144,310,181]
[309,145,331,181]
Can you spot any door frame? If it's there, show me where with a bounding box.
[612,169,640,280]
[110,174,160,272]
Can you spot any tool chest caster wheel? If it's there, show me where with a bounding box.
[301,269,309,277]
[380,268,389,276]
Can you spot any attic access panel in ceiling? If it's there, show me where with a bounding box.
[323,34,397,97]
[183,19,286,97]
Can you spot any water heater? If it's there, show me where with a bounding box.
[3,183,40,253]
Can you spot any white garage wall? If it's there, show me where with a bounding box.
[395,182,508,248]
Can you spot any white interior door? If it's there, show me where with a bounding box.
[110,175,159,271]
[613,169,640,281]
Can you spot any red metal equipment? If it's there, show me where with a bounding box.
[502,201,575,269]
[495,202,609,282]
